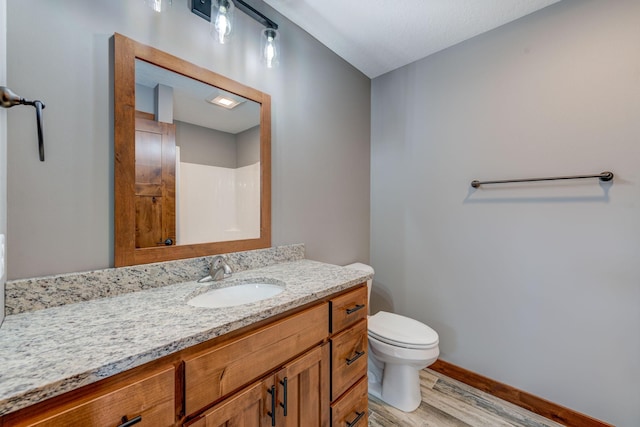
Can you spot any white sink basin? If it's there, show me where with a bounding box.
[187,282,284,308]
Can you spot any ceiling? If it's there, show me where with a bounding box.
[263,0,562,79]
[136,59,260,134]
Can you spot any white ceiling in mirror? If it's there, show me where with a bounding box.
[135,59,260,134]
[264,0,562,78]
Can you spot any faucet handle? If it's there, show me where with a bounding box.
[209,255,233,280]
[211,256,224,270]
[210,255,229,270]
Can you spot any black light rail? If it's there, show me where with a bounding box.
[471,171,614,188]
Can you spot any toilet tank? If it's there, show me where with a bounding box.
[343,263,374,312]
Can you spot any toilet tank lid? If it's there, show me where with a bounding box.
[368,311,439,346]
[343,263,374,275]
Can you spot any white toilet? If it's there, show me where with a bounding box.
[345,263,440,412]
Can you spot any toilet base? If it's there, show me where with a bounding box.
[379,362,423,412]
[368,362,424,412]
[367,337,439,413]
[368,377,382,400]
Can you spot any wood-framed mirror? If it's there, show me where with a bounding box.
[114,33,271,267]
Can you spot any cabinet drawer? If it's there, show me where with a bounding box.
[331,376,368,427]
[7,366,175,427]
[184,303,329,416]
[331,319,368,400]
[330,285,367,333]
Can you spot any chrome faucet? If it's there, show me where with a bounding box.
[198,255,232,282]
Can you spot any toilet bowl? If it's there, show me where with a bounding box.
[344,263,440,413]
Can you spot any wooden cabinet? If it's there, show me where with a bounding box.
[1,284,368,427]
[183,303,328,416]
[2,366,175,427]
[186,285,368,427]
[329,286,369,427]
[188,344,330,427]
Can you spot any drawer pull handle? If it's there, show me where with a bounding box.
[279,377,288,416]
[346,304,365,315]
[346,411,365,427]
[267,385,276,426]
[346,350,365,366]
[118,415,142,427]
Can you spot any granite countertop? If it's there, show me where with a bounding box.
[0,259,371,416]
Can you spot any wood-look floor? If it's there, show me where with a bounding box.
[368,368,566,427]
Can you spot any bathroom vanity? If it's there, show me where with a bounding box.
[0,251,370,427]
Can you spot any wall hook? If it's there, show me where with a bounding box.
[1,86,46,161]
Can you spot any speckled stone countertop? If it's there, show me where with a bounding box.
[0,259,371,416]
[5,244,307,315]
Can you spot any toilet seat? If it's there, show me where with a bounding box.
[368,311,439,349]
[368,331,439,350]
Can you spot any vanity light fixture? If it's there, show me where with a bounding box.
[261,28,279,68]
[212,0,234,44]
[192,0,280,67]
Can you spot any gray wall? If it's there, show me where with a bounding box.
[370,1,639,425]
[135,83,154,114]
[0,0,6,324]
[237,125,260,167]
[176,121,237,168]
[6,0,370,279]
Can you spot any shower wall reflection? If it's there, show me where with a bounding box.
[176,130,260,245]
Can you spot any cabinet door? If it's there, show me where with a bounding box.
[134,116,176,248]
[186,377,274,427]
[275,344,330,427]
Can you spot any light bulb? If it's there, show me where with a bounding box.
[212,0,234,44]
[261,28,279,68]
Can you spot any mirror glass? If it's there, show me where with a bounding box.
[114,34,271,267]
[135,59,261,247]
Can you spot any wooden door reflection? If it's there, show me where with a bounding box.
[135,113,176,248]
